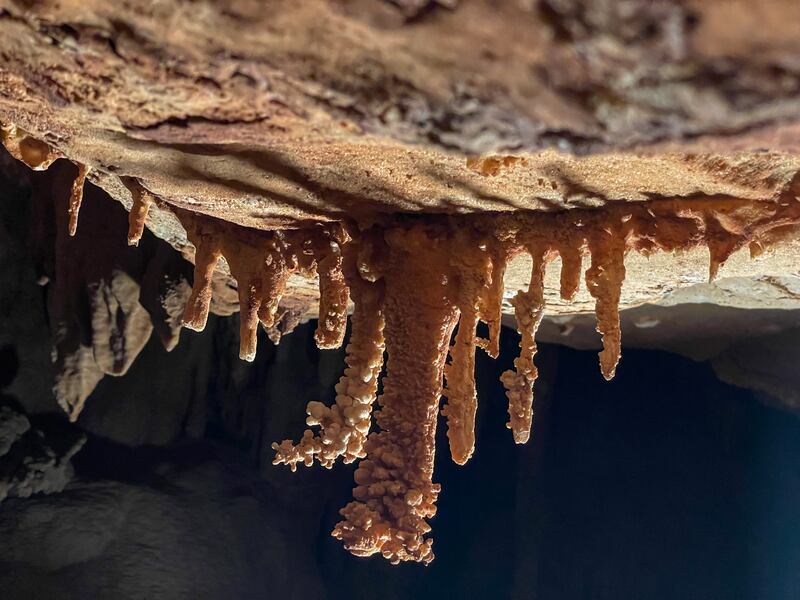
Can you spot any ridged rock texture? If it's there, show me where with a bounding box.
[1,0,800,565]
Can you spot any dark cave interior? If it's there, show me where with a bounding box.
[1,315,798,599]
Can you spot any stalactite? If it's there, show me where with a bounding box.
[585,225,627,381]
[500,243,547,444]
[227,236,293,362]
[332,225,458,565]
[181,216,223,333]
[272,235,385,469]
[67,164,89,236]
[314,226,351,350]
[476,245,508,359]
[442,230,492,465]
[123,179,154,247]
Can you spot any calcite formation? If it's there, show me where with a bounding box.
[5,124,798,563]
[1,0,800,567]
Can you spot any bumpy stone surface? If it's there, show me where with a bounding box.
[0,0,799,324]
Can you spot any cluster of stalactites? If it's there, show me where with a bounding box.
[272,235,386,470]
[494,194,800,447]
[273,192,800,565]
[332,225,458,565]
[4,125,800,566]
[178,211,350,361]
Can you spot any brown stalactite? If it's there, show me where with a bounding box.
[442,231,492,465]
[476,245,508,359]
[333,225,458,565]
[314,226,351,350]
[124,180,154,247]
[272,236,386,470]
[500,243,548,444]
[585,226,627,381]
[181,217,223,333]
[226,238,292,362]
[67,164,89,237]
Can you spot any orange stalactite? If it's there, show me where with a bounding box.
[272,236,386,470]
[500,243,548,444]
[476,245,508,359]
[442,230,492,465]
[585,222,628,381]
[181,216,223,333]
[333,225,458,565]
[314,226,351,350]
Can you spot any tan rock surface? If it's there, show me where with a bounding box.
[1,1,799,318]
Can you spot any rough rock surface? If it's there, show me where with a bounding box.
[0,398,85,503]
[1,0,799,325]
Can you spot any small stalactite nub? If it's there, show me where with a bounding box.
[126,184,153,247]
[557,242,583,301]
[182,220,223,333]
